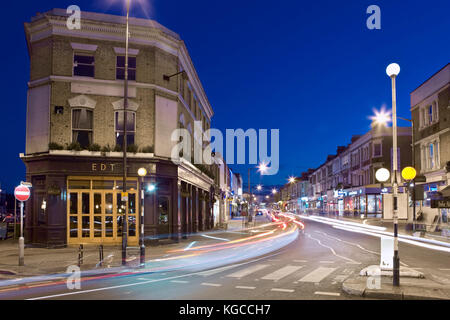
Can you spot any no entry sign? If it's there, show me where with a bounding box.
[14,185,31,202]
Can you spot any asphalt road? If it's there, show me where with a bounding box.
[1,213,449,300]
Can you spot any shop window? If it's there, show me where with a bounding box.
[72,109,93,148]
[69,180,91,190]
[158,196,169,225]
[116,56,136,81]
[70,216,78,238]
[93,180,114,190]
[115,111,136,147]
[74,54,95,77]
[69,193,78,214]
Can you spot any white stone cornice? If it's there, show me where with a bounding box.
[71,42,98,52]
[112,99,139,112]
[114,47,140,56]
[68,94,96,109]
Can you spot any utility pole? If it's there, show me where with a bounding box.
[121,0,131,266]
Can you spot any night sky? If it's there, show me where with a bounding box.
[0,0,449,192]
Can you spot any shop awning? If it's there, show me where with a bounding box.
[440,185,450,197]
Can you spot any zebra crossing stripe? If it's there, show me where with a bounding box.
[298,267,337,283]
[261,266,303,281]
[226,264,269,278]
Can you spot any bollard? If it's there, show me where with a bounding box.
[99,245,104,267]
[78,244,84,267]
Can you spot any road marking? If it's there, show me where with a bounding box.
[267,259,280,262]
[201,235,229,241]
[315,291,341,297]
[235,286,256,290]
[346,261,362,265]
[306,234,360,264]
[271,288,294,293]
[26,249,288,300]
[298,267,337,283]
[261,266,303,281]
[201,283,222,287]
[198,263,247,277]
[439,268,450,271]
[226,264,270,278]
[170,280,189,284]
[293,260,308,263]
[319,261,335,264]
[184,241,197,251]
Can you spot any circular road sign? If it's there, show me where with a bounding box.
[14,185,31,202]
[402,167,417,181]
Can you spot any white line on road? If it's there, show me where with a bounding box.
[170,280,189,284]
[298,267,337,283]
[201,235,229,241]
[261,266,303,281]
[319,261,335,264]
[235,286,256,290]
[201,283,222,287]
[271,288,295,293]
[26,247,288,300]
[439,268,450,271]
[306,234,360,264]
[226,264,270,278]
[314,291,341,297]
[293,260,308,263]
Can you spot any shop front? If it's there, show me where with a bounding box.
[21,152,214,247]
[342,187,383,217]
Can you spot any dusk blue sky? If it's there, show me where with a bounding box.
[0,0,449,192]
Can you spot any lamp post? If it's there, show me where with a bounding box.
[121,0,132,266]
[244,164,268,228]
[386,62,401,287]
[138,168,147,267]
[372,111,416,232]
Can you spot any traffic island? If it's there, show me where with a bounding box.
[342,266,450,300]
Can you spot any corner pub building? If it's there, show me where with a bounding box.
[22,9,216,247]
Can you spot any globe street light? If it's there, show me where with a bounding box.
[387,62,401,287]
[375,168,390,183]
[138,167,147,267]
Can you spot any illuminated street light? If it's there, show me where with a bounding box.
[288,177,296,184]
[375,168,390,183]
[272,189,277,194]
[370,106,392,127]
[257,185,262,191]
[258,162,268,174]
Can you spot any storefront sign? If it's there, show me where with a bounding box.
[431,198,450,209]
[91,163,120,172]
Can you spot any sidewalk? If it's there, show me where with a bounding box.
[343,268,450,300]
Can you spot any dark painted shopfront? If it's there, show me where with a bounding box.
[21,153,214,247]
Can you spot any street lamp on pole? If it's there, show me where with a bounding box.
[121,0,131,267]
[386,62,401,287]
[372,110,416,232]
